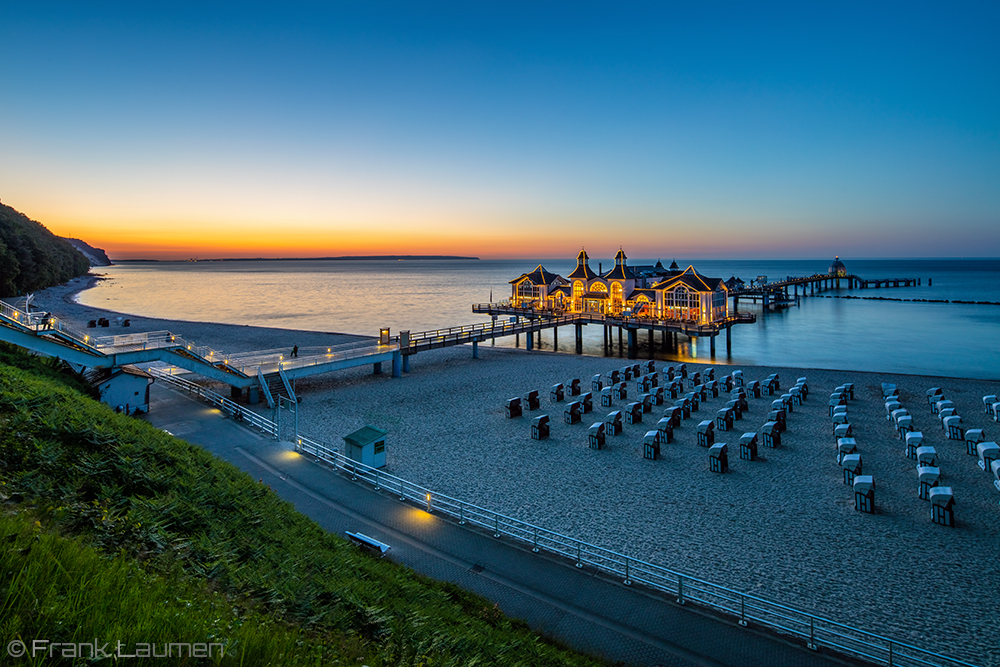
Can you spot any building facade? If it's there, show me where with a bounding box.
[509,249,729,325]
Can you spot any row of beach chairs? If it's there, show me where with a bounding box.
[832,382,877,514]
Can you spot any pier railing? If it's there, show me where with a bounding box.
[151,368,978,667]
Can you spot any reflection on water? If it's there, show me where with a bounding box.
[79,258,1000,379]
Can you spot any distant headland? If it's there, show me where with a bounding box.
[115,255,480,262]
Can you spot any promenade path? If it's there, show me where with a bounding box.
[145,383,867,667]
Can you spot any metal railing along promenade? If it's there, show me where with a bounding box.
[470,304,757,333]
[392,316,581,351]
[151,368,978,667]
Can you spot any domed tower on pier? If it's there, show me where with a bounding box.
[828,256,847,277]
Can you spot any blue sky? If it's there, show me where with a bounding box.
[1,2,997,259]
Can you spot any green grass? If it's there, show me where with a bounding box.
[0,345,610,666]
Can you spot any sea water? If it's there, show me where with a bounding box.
[77,258,1000,379]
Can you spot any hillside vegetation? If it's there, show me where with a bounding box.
[0,345,607,666]
[0,201,90,296]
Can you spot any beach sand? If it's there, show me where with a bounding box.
[18,278,1000,665]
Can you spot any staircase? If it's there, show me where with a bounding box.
[261,371,294,408]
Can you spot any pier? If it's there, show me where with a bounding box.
[730,273,919,310]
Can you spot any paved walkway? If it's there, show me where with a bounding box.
[145,384,868,667]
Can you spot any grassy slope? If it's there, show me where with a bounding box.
[0,348,609,666]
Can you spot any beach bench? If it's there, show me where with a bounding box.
[769,409,787,433]
[592,374,604,392]
[897,414,913,438]
[605,410,623,435]
[525,390,540,411]
[568,378,581,396]
[732,369,743,387]
[927,387,943,408]
[663,406,682,429]
[720,374,733,392]
[346,531,391,557]
[675,397,691,420]
[643,360,655,375]
[666,366,676,382]
[934,399,954,417]
[984,394,997,416]
[834,423,853,441]
[789,386,802,406]
[643,430,661,460]
[531,415,550,440]
[691,371,702,386]
[697,420,715,447]
[639,393,652,413]
[842,382,854,400]
[621,366,633,381]
[905,431,923,459]
[831,412,848,432]
[625,402,643,425]
[837,437,857,464]
[647,372,658,388]
[854,476,875,513]
[707,380,720,398]
[505,397,522,419]
[918,466,940,500]
[978,442,1000,471]
[686,391,700,412]
[666,380,680,399]
[964,429,984,456]
[890,408,908,426]
[564,401,582,425]
[929,487,955,527]
[943,415,963,440]
[763,377,777,396]
[725,399,743,421]
[551,383,565,403]
[580,392,593,414]
[991,460,1000,494]
[609,369,621,385]
[762,421,781,447]
[588,422,606,449]
[709,443,728,473]
[842,454,862,485]
[694,384,708,402]
[780,393,794,413]
[794,379,808,399]
[600,387,613,407]
[652,386,665,406]
[636,375,651,394]
[884,399,902,420]
[656,417,674,443]
[706,368,715,381]
[678,363,688,379]
[739,432,758,461]
[830,397,848,417]
[613,382,628,401]
[916,446,938,468]
[716,408,734,432]
[881,383,898,398]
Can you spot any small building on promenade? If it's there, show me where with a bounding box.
[509,249,730,325]
[86,364,154,415]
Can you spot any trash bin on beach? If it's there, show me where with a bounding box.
[697,420,715,447]
[854,475,875,513]
[904,431,923,459]
[531,415,550,440]
[918,466,941,500]
[568,378,581,396]
[580,392,593,414]
[762,421,781,447]
[842,454,862,485]
[505,397,522,419]
[929,487,955,527]
[605,410,623,435]
[592,374,604,392]
[551,383,565,403]
[739,432,758,461]
[837,437,857,464]
[564,401,582,425]
[601,387,614,407]
[964,429,984,456]
[643,430,661,460]
[709,443,728,473]
[589,422,606,449]
[656,417,674,443]
[716,408,734,432]
[525,390,540,410]
[613,382,628,402]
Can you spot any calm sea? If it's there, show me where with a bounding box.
[78,258,1000,379]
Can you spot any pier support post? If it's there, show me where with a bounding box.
[575,324,583,354]
[402,354,410,373]
[710,334,716,356]
[618,326,623,351]
[603,325,608,348]
[472,339,479,359]
[392,351,401,377]
[626,328,637,359]
[373,362,382,375]
[527,331,534,351]
[726,326,732,354]
[553,326,558,348]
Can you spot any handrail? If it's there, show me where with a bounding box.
[150,363,978,667]
[257,367,274,409]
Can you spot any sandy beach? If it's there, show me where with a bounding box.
[17,278,1000,666]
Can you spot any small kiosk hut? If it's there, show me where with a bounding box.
[344,426,387,469]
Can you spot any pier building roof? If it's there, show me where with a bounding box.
[652,265,725,292]
[510,265,564,286]
[829,256,847,276]
[602,249,636,280]
[567,249,600,281]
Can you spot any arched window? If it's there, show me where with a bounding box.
[611,282,623,301]
[573,281,584,299]
[591,282,607,293]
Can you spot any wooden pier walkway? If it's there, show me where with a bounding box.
[730,273,920,310]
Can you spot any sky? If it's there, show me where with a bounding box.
[1,2,998,260]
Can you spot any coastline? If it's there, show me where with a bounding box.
[12,276,1000,665]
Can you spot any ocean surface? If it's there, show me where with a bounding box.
[78,258,1000,379]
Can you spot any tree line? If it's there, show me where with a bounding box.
[0,201,90,296]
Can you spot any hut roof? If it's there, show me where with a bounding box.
[509,265,564,285]
[344,425,388,448]
[652,265,725,292]
[567,249,599,280]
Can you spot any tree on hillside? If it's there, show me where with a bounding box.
[0,202,91,296]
